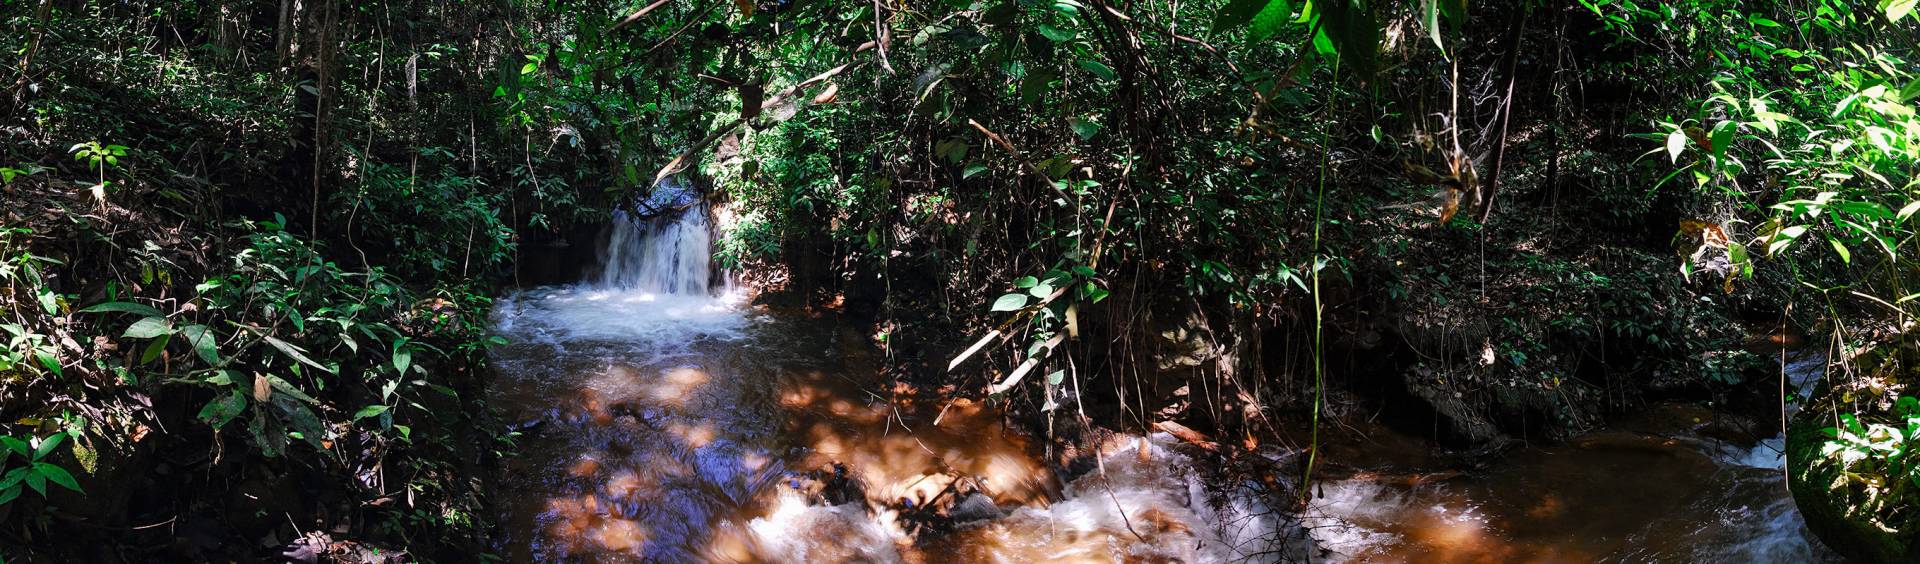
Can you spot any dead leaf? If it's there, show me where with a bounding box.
[1436,186,1463,225]
[252,373,272,402]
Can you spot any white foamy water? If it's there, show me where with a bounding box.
[494,185,1252,562]
[743,433,1265,563]
[597,178,728,295]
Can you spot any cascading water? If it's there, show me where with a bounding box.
[596,180,718,295]
[489,180,1240,562]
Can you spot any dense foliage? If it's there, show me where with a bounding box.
[1,0,1917,560]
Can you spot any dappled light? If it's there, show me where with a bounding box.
[14,0,1912,560]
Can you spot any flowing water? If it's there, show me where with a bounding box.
[1290,353,1843,562]
[490,189,1234,562]
[491,186,1843,562]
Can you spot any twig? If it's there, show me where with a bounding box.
[607,0,672,34]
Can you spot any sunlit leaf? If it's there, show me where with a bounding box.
[1883,0,1917,22]
[77,301,163,317]
[1249,0,1294,42]
[123,316,173,339]
[1076,60,1117,81]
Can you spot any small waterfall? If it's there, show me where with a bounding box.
[597,180,717,295]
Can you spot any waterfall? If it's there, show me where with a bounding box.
[597,180,716,295]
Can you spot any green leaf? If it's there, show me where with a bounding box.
[1248,0,1293,42]
[1036,24,1076,42]
[1213,0,1271,32]
[24,471,44,496]
[248,413,285,458]
[1313,0,1382,77]
[179,324,219,364]
[123,316,174,339]
[1029,282,1055,298]
[1014,276,1039,289]
[354,405,391,420]
[197,390,248,429]
[274,396,327,450]
[1076,60,1117,81]
[1019,69,1057,107]
[1897,200,1920,223]
[32,463,79,493]
[393,346,412,375]
[0,485,19,505]
[139,333,170,365]
[991,293,1030,312]
[1883,0,1918,22]
[1069,117,1101,140]
[1046,369,1066,385]
[34,352,60,377]
[32,433,64,461]
[1830,238,1851,264]
[963,164,989,179]
[265,374,319,404]
[1709,121,1736,158]
[77,301,164,317]
[262,335,335,374]
[0,437,26,459]
[1423,0,1444,51]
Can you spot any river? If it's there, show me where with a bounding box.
[487,193,1841,562]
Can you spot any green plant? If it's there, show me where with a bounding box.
[1813,396,1920,525]
[0,228,65,379]
[68,141,128,207]
[0,432,83,505]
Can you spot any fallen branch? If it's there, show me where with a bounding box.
[1151,420,1220,452]
[985,333,1064,395]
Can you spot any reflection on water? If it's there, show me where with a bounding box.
[493,202,1846,562]
[491,201,1241,562]
[490,286,1236,562]
[1295,402,1842,563]
[492,285,1847,563]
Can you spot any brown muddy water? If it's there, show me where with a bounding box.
[488,198,1841,562]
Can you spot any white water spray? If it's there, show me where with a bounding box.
[597,179,720,295]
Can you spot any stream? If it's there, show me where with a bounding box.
[488,193,1844,562]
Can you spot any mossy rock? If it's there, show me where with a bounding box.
[1786,411,1916,563]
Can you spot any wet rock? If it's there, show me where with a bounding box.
[821,462,867,506]
[1402,369,1502,444]
[946,491,1001,524]
[1787,405,1915,563]
[509,418,546,435]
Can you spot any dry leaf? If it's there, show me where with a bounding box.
[252,373,272,402]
